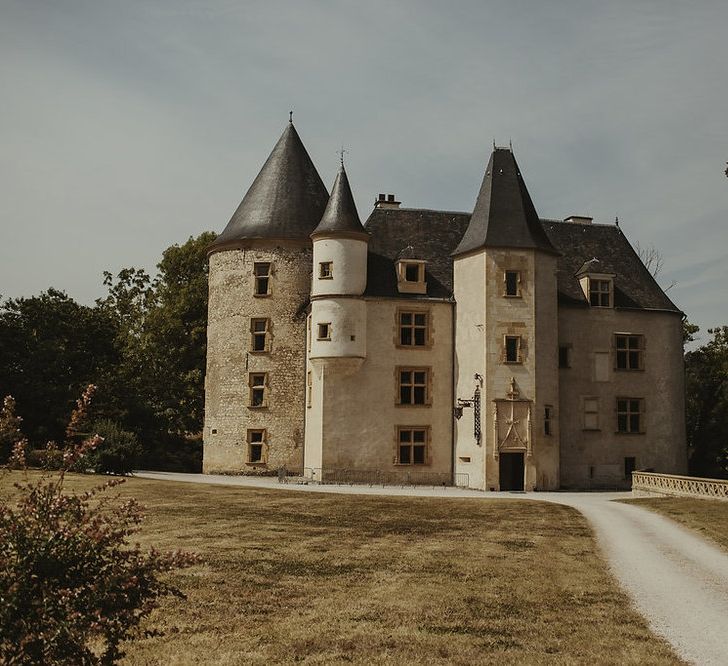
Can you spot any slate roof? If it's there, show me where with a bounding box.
[363,207,681,313]
[541,220,681,312]
[209,123,329,251]
[364,208,470,299]
[453,148,558,257]
[312,163,368,239]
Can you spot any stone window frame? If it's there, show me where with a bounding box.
[246,429,267,465]
[582,396,600,431]
[307,314,312,352]
[614,333,645,371]
[503,335,522,364]
[248,372,269,409]
[394,425,431,466]
[395,366,433,407]
[504,270,522,298]
[317,322,331,341]
[395,308,432,349]
[319,261,333,280]
[588,277,612,308]
[616,397,645,434]
[544,405,553,436]
[250,317,271,353]
[253,262,272,297]
[306,370,312,408]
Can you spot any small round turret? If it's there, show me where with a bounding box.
[309,162,368,370]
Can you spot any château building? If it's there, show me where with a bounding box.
[202,121,686,490]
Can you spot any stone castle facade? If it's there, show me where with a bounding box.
[202,122,687,491]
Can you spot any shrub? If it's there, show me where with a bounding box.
[0,396,24,464]
[85,419,142,475]
[25,445,64,470]
[0,386,200,664]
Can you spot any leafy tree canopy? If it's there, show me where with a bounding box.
[0,288,118,446]
[686,325,728,478]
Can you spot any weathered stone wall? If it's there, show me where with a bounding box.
[558,307,687,489]
[203,242,312,474]
[532,251,560,490]
[483,249,560,491]
[454,248,560,491]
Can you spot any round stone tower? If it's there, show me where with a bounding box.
[309,162,369,375]
[203,121,329,474]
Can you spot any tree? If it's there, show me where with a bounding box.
[636,242,676,291]
[0,387,199,664]
[0,289,118,446]
[685,326,728,478]
[96,233,215,470]
[143,232,216,435]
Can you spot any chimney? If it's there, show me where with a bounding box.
[374,193,401,210]
[564,215,593,225]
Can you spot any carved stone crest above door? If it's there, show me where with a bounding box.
[492,377,532,459]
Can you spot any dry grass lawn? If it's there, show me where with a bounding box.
[1,473,683,665]
[624,496,728,552]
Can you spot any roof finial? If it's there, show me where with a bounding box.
[493,138,496,150]
[615,215,619,227]
[289,110,293,124]
[509,138,513,152]
[337,145,348,166]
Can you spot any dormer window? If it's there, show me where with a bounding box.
[576,260,615,309]
[589,279,612,307]
[396,259,427,294]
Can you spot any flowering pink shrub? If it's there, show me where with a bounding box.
[0,387,200,664]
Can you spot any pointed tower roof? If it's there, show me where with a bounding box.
[210,122,329,251]
[453,147,558,256]
[311,162,368,240]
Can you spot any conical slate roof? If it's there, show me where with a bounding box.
[210,123,329,250]
[311,163,368,239]
[453,147,558,256]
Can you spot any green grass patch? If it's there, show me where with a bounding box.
[624,496,728,552]
[1,472,682,665]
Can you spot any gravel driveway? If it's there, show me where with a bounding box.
[136,471,728,665]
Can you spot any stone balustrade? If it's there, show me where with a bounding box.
[632,472,728,501]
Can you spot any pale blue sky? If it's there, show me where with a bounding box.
[1,1,726,340]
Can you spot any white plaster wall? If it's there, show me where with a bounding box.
[311,238,367,296]
[453,252,487,490]
[310,298,367,359]
[310,299,454,479]
[303,360,324,474]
